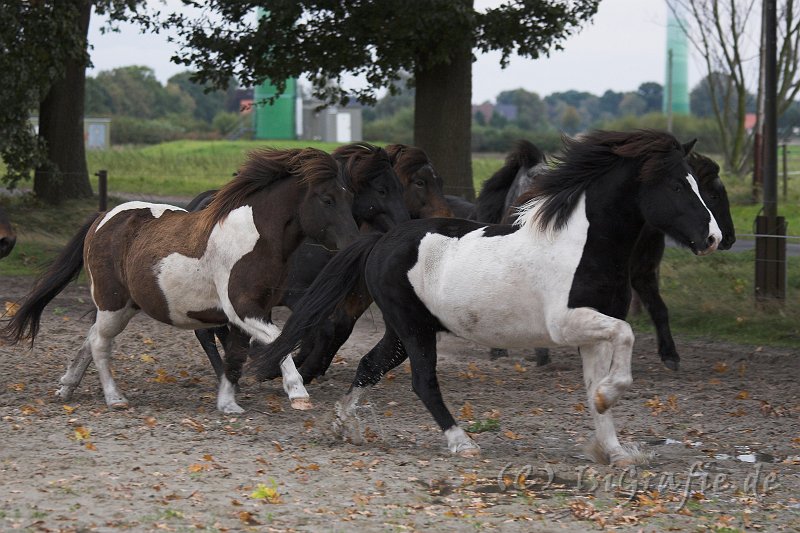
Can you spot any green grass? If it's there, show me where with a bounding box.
[86,140,344,197]
[629,247,800,348]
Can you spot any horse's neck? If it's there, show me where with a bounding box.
[565,174,645,318]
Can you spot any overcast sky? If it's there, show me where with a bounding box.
[87,0,701,104]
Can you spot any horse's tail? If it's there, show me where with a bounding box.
[475,139,547,223]
[1,213,99,346]
[250,232,383,381]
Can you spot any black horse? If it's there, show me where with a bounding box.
[190,142,411,382]
[252,130,723,465]
[0,205,16,259]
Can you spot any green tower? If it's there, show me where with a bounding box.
[663,4,690,115]
[253,78,297,140]
[252,7,296,140]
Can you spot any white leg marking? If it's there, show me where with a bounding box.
[444,426,480,457]
[281,355,312,410]
[332,387,368,444]
[88,307,138,409]
[216,375,244,414]
[57,340,93,401]
[554,307,646,466]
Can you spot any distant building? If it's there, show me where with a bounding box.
[29,117,111,150]
[300,101,363,143]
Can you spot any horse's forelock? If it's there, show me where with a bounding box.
[334,142,391,191]
[291,148,339,187]
[687,152,721,185]
[386,144,431,185]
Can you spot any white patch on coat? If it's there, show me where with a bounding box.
[686,173,722,250]
[407,196,590,349]
[97,201,185,231]
[155,206,259,329]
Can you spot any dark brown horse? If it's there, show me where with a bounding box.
[0,205,16,259]
[1,148,359,413]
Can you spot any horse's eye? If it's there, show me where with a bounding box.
[376,187,387,198]
[321,195,334,206]
[673,184,683,193]
[414,180,425,188]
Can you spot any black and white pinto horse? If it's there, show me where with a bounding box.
[251,130,722,465]
[486,147,736,368]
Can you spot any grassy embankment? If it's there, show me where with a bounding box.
[1,140,798,348]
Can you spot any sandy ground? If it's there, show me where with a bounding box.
[1,275,798,532]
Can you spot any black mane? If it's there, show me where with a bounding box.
[518,130,686,232]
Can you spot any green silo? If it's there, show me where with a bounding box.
[663,4,690,115]
[253,78,297,140]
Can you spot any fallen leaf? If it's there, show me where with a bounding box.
[4,301,20,317]
[736,390,750,400]
[153,369,177,383]
[272,441,284,452]
[8,383,24,392]
[63,405,77,415]
[574,402,586,412]
[503,430,522,440]
[713,361,729,373]
[238,511,261,525]
[459,402,474,420]
[144,416,157,428]
[514,362,527,373]
[181,418,206,432]
[250,482,281,503]
[73,426,91,441]
[85,442,97,451]
[140,354,156,363]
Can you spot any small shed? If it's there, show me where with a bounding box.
[300,103,362,143]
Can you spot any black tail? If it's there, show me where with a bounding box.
[1,213,99,346]
[475,139,546,223]
[250,232,383,381]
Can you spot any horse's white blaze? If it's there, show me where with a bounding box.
[686,173,722,251]
[156,206,259,328]
[96,201,185,231]
[407,196,590,349]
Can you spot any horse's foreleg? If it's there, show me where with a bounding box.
[86,306,138,409]
[557,308,641,466]
[630,268,679,370]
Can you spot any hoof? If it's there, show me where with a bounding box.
[594,390,609,414]
[56,386,75,402]
[662,358,679,371]
[108,400,129,410]
[219,403,245,414]
[291,397,314,411]
[489,348,508,360]
[457,446,481,458]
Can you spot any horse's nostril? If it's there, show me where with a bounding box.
[707,235,717,247]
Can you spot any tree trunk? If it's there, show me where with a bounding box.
[33,0,93,204]
[413,29,474,201]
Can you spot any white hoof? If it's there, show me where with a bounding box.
[445,427,480,456]
[106,396,130,410]
[332,400,365,445]
[290,397,314,410]
[218,401,245,414]
[56,385,75,401]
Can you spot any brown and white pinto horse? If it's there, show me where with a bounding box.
[0,205,16,259]
[1,148,359,413]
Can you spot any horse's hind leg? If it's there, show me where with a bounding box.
[333,328,408,444]
[216,326,248,414]
[59,305,138,408]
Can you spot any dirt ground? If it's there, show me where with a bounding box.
[1,275,798,532]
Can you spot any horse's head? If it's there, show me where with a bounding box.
[334,143,409,232]
[688,152,736,250]
[630,135,722,256]
[0,205,16,260]
[386,144,453,219]
[293,149,360,250]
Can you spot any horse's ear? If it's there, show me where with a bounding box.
[682,139,698,156]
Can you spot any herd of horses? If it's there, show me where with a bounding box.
[1,130,735,466]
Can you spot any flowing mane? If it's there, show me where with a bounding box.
[515,130,687,232]
[199,147,339,232]
[332,142,392,192]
